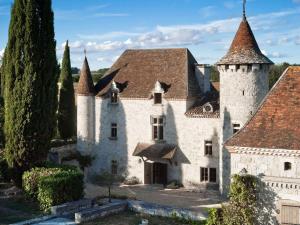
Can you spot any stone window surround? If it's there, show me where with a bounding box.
[110,123,118,140]
[204,140,213,156]
[200,167,217,183]
[151,115,165,142]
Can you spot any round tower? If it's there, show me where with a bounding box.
[217,2,273,194]
[77,56,95,154]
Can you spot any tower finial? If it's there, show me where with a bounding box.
[84,49,87,57]
[243,0,246,19]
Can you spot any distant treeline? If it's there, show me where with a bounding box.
[211,62,297,89]
[72,68,109,83]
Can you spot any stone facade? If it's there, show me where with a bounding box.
[218,64,270,193]
[90,97,220,187]
[230,148,300,224]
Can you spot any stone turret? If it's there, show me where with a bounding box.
[77,56,95,154]
[217,2,273,194]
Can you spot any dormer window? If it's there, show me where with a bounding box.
[111,92,118,104]
[154,93,162,104]
[153,81,164,105]
[233,123,241,134]
[203,103,213,113]
[110,81,119,104]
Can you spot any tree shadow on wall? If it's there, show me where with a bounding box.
[255,174,279,225]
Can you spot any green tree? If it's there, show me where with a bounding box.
[2,0,58,185]
[58,41,76,139]
[269,62,290,89]
[222,174,258,225]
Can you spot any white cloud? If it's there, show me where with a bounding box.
[199,6,215,18]
[262,50,286,59]
[0,49,4,59]
[92,13,129,17]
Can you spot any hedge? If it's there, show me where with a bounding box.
[0,156,12,182]
[22,164,83,210]
[37,170,84,210]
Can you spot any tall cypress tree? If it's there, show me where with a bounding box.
[58,41,76,139]
[2,0,58,184]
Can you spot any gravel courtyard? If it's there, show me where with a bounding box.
[85,183,225,214]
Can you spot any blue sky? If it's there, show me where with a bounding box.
[1,0,300,70]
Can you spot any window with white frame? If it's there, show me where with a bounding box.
[232,123,241,134]
[204,140,213,156]
[151,116,164,141]
[200,167,217,183]
[111,123,117,139]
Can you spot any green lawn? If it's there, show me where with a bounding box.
[83,211,206,225]
[0,195,44,224]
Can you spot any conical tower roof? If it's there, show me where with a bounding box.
[77,57,95,96]
[217,17,273,65]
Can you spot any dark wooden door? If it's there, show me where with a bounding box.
[153,163,167,185]
[144,162,153,184]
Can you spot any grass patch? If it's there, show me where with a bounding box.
[83,211,206,225]
[0,190,44,224]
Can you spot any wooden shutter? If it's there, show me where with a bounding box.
[281,205,300,225]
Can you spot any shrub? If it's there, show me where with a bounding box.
[166,180,183,189]
[23,167,62,198]
[0,155,12,182]
[206,208,223,225]
[37,169,83,210]
[123,176,140,185]
[22,164,84,210]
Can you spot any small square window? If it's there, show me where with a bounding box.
[247,65,252,71]
[154,93,162,104]
[204,141,213,156]
[233,123,241,134]
[284,162,292,171]
[111,123,117,138]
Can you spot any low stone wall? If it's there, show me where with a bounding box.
[75,201,128,223]
[128,200,207,221]
[51,199,93,216]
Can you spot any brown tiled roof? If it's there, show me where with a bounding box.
[211,82,220,92]
[217,18,273,65]
[133,143,177,160]
[185,92,220,118]
[96,49,201,99]
[226,66,300,150]
[77,57,95,96]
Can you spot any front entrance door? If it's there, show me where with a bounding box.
[144,162,153,184]
[153,163,167,185]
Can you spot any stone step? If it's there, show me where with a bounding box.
[75,201,127,223]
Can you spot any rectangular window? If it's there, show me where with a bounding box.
[201,167,217,183]
[233,123,241,134]
[154,93,162,104]
[111,92,118,104]
[111,160,118,175]
[200,167,208,182]
[204,141,213,156]
[111,123,117,138]
[151,116,164,141]
[209,168,217,182]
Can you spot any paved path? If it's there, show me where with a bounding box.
[33,217,75,225]
[85,183,226,213]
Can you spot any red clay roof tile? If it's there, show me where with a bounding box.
[226,66,300,150]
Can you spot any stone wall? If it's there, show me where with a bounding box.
[218,64,269,194]
[77,95,95,154]
[90,97,220,187]
[231,152,300,201]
